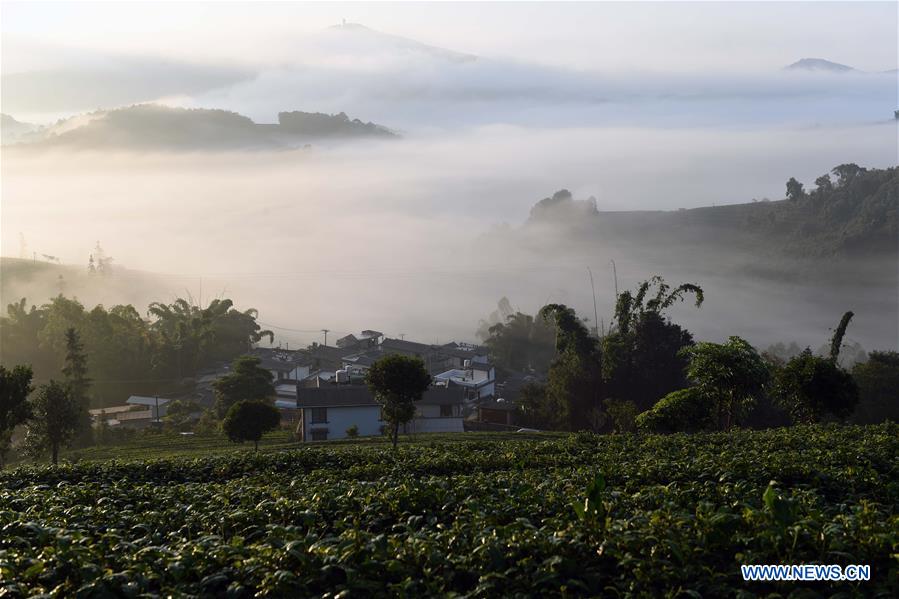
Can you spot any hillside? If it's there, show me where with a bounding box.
[526,164,898,259]
[2,105,397,151]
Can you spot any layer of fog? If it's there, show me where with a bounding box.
[5,23,896,129]
[3,122,896,353]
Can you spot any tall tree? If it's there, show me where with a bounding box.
[829,311,854,364]
[222,400,281,451]
[365,354,432,449]
[602,276,702,411]
[27,380,81,464]
[483,311,556,375]
[785,177,805,201]
[851,351,899,424]
[213,355,275,417]
[0,365,33,468]
[539,304,602,430]
[62,327,92,444]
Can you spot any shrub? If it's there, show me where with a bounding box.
[346,424,359,438]
[851,351,899,424]
[603,398,638,433]
[635,387,716,433]
[772,349,858,423]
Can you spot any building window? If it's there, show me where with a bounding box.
[440,404,453,418]
[311,407,327,423]
[311,429,328,441]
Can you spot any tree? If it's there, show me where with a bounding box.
[62,327,92,444]
[365,354,432,449]
[163,399,202,432]
[828,311,854,364]
[851,351,899,424]
[482,311,556,375]
[772,349,858,423]
[27,380,81,464]
[814,174,833,194]
[515,381,557,430]
[213,355,275,417]
[222,400,281,451]
[785,177,805,201]
[0,365,33,467]
[831,163,865,187]
[681,336,770,429]
[602,276,702,411]
[539,304,603,430]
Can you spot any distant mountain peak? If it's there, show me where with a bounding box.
[784,58,856,73]
[324,21,478,64]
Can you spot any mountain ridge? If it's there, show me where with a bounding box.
[2,104,397,151]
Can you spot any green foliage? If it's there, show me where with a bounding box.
[0,364,33,467]
[213,355,276,417]
[163,400,202,432]
[482,310,556,374]
[539,304,602,430]
[682,336,770,429]
[762,165,897,256]
[602,398,637,433]
[828,310,854,363]
[25,380,82,464]
[222,400,281,451]
[345,424,359,438]
[773,349,859,424]
[571,473,607,528]
[62,327,92,445]
[0,424,895,596]
[0,295,271,407]
[365,354,432,448]
[851,351,899,424]
[635,388,717,433]
[602,277,701,411]
[514,381,556,429]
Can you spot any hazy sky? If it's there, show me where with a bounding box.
[2,1,897,349]
[3,1,897,73]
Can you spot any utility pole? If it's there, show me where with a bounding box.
[587,267,599,337]
[610,259,619,298]
[321,329,330,347]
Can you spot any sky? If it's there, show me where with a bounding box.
[1,1,897,349]
[3,1,897,73]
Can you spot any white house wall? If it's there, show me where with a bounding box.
[305,405,383,441]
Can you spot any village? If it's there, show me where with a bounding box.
[89,330,526,441]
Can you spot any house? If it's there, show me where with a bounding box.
[433,362,496,401]
[438,342,490,369]
[89,405,156,429]
[476,398,517,426]
[336,330,383,350]
[250,347,311,382]
[126,395,171,420]
[295,384,465,442]
[306,344,351,371]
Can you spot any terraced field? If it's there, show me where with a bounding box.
[1,424,897,596]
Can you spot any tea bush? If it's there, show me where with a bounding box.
[1,424,896,596]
